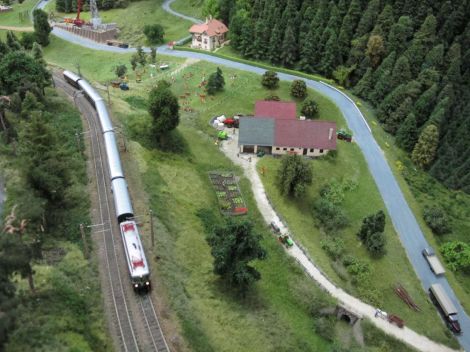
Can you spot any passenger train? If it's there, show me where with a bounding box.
[63,70,151,292]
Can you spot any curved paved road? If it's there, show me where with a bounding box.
[33,1,469,349]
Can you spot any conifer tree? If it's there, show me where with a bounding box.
[337,0,361,61]
[396,112,418,152]
[280,25,297,67]
[384,97,412,134]
[422,44,444,71]
[413,84,438,126]
[368,51,396,104]
[299,26,316,73]
[387,16,413,55]
[389,55,411,90]
[371,4,394,37]
[229,10,248,51]
[6,31,21,51]
[427,97,449,127]
[353,68,373,98]
[268,23,283,65]
[319,30,340,75]
[33,9,52,46]
[355,0,380,37]
[240,19,255,58]
[412,124,439,169]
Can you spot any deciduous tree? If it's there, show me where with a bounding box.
[277,154,313,198]
[148,81,180,141]
[206,220,266,294]
[261,70,279,90]
[412,124,439,169]
[290,79,307,99]
[301,99,319,119]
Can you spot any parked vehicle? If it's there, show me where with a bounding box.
[422,247,446,275]
[337,130,352,142]
[278,234,294,248]
[270,221,280,233]
[429,284,461,334]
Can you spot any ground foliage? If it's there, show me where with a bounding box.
[0,38,107,350]
[222,0,470,192]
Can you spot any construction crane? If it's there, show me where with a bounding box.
[64,0,85,26]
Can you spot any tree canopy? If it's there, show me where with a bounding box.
[277,154,313,198]
[206,220,266,294]
[148,81,180,142]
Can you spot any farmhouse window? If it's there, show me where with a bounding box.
[320,149,324,153]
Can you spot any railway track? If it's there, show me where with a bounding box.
[53,73,169,352]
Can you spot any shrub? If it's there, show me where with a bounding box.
[290,79,307,99]
[264,94,280,101]
[115,64,127,78]
[440,241,470,272]
[261,70,279,89]
[312,198,349,232]
[365,232,386,257]
[143,24,165,44]
[301,98,319,119]
[320,237,345,260]
[423,205,451,235]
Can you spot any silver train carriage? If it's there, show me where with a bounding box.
[63,70,82,88]
[111,177,134,223]
[103,132,124,180]
[77,79,103,107]
[95,100,114,133]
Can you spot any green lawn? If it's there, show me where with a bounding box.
[40,37,436,351]
[0,0,35,27]
[45,0,192,45]
[170,0,203,20]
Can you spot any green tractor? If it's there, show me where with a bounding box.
[217,131,228,140]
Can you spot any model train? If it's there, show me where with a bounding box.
[63,70,151,292]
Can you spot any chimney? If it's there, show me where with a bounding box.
[328,128,333,140]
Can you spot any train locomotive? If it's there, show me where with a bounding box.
[63,70,151,292]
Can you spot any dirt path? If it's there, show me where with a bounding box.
[0,25,34,32]
[219,133,457,352]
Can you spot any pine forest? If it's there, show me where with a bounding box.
[221,0,470,192]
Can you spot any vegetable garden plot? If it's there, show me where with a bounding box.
[209,172,248,216]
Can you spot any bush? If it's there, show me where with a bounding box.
[261,70,279,89]
[312,198,349,232]
[143,24,165,44]
[423,205,451,235]
[290,79,307,99]
[301,98,319,119]
[115,64,127,78]
[440,241,470,272]
[264,94,280,101]
[365,232,386,257]
[320,237,345,259]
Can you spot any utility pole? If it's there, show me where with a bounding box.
[149,209,155,249]
[75,63,81,77]
[80,223,89,259]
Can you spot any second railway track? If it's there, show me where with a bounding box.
[53,72,169,352]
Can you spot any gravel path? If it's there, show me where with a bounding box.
[0,25,34,32]
[220,133,457,352]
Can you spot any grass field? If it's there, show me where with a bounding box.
[40,36,420,351]
[170,0,203,20]
[44,0,192,45]
[0,0,35,27]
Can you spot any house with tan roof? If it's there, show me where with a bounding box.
[189,17,229,51]
[238,101,337,157]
